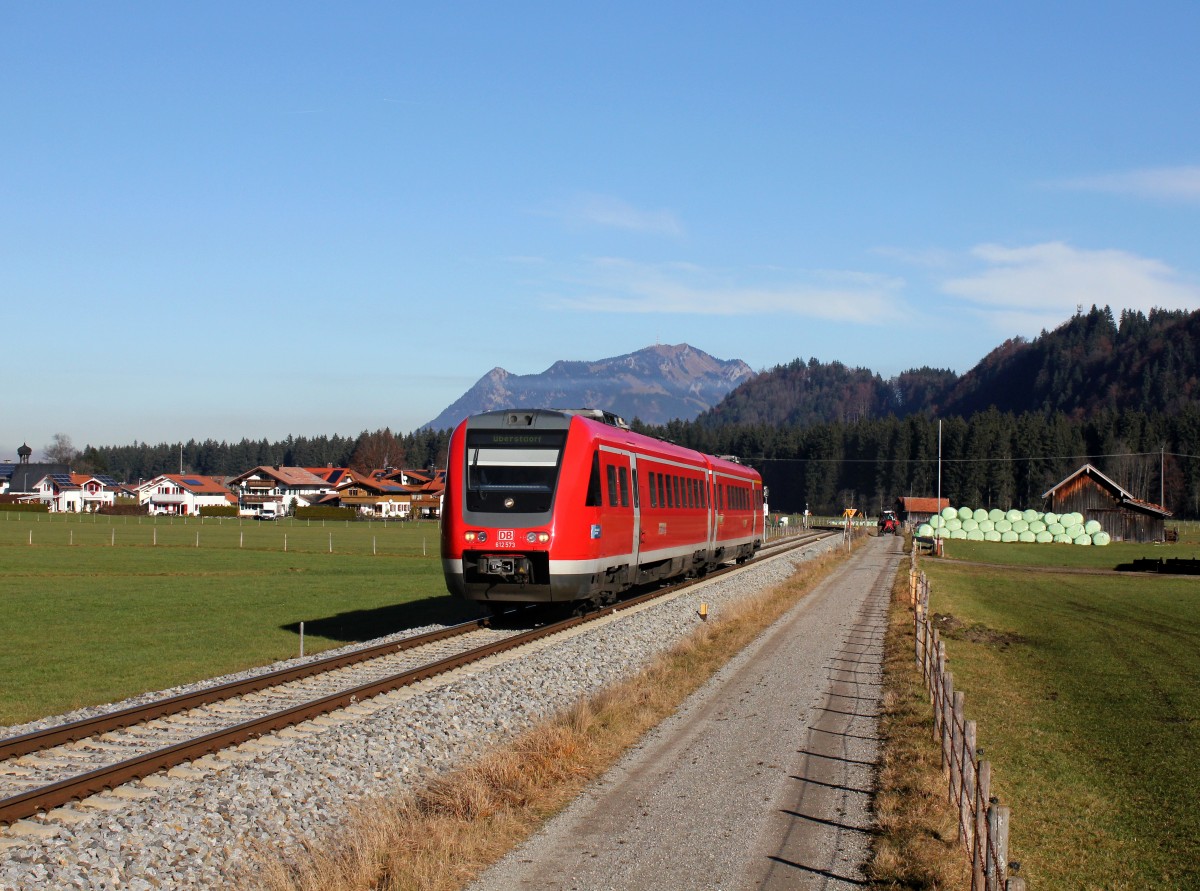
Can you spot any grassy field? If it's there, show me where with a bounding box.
[0,514,484,727]
[924,538,1200,888]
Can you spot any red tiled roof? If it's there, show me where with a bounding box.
[898,497,950,514]
[162,474,232,495]
[228,466,328,487]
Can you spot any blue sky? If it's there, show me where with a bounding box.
[5,3,1200,458]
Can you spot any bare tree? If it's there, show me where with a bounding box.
[349,428,405,475]
[43,433,78,465]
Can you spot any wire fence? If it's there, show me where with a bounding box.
[908,548,1027,891]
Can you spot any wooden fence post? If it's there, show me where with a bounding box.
[972,761,991,891]
[985,801,1010,891]
[950,690,965,824]
[962,719,977,845]
[940,672,955,770]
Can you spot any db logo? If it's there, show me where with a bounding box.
[498,530,514,541]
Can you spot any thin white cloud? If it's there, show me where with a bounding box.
[942,241,1200,330]
[1058,166,1200,202]
[548,258,905,324]
[542,193,684,236]
[872,245,955,269]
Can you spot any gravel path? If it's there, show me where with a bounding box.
[0,536,843,891]
[469,534,901,891]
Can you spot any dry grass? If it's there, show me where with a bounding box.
[247,540,860,891]
[866,564,972,890]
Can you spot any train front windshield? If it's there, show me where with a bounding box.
[465,429,566,513]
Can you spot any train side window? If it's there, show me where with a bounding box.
[657,473,665,508]
[606,465,618,507]
[672,476,680,509]
[701,480,708,508]
[586,452,602,507]
[666,475,674,508]
[618,467,630,507]
[687,477,696,508]
[648,471,658,508]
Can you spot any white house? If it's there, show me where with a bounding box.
[226,466,332,518]
[34,473,120,513]
[137,474,236,516]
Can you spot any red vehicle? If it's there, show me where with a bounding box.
[441,408,765,610]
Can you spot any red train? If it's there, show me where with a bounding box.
[440,408,765,610]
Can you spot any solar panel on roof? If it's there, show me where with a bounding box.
[183,477,204,486]
[96,475,119,486]
[50,473,74,485]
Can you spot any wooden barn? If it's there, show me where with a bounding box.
[896,496,950,527]
[1042,463,1171,543]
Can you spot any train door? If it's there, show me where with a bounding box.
[629,454,641,569]
[600,446,638,571]
[706,468,717,554]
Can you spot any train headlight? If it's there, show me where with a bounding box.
[465,531,487,543]
[525,531,550,543]
[504,497,515,509]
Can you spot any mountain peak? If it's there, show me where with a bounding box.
[425,344,753,430]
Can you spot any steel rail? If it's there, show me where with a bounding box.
[0,617,504,761]
[1,531,829,825]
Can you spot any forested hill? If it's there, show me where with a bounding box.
[696,358,956,427]
[699,306,1200,426]
[935,306,1200,417]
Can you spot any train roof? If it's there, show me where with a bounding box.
[459,408,758,481]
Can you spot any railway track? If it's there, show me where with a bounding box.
[0,530,829,827]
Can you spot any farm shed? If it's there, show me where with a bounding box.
[896,496,950,527]
[1042,463,1171,543]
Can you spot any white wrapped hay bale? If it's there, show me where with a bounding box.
[1018,531,1036,542]
[995,519,1012,533]
[1012,519,1029,534]
[1035,530,1054,543]
[942,506,958,520]
[1001,531,1019,543]
[962,518,979,532]
[979,519,995,533]
[917,523,933,537]
[951,529,967,540]
[1084,519,1102,535]
[989,508,1005,522]
[1048,522,1065,535]
[1053,533,1073,543]
[1022,509,1039,522]
[985,530,1002,542]
[967,529,985,541]
[1073,534,1092,546]
[1006,509,1022,522]
[1092,531,1111,546]
[1044,512,1059,525]
[957,506,973,520]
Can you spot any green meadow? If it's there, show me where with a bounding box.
[0,514,484,727]
[924,537,1200,889]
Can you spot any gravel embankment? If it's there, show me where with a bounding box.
[0,538,838,891]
